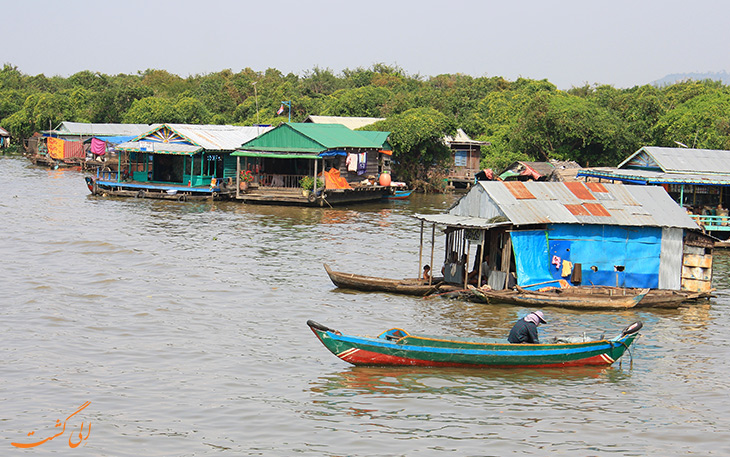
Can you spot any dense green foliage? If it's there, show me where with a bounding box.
[3,62,730,179]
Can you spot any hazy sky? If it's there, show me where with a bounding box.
[3,0,729,89]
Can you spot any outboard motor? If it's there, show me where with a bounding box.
[621,321,643,336]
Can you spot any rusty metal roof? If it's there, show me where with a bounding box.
[443,181,697,229]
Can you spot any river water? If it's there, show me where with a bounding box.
[1,155,729,456]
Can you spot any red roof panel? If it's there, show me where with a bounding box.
[583,203,611,216]
[504,181,536,199]
[565,204,591,216]
[564,182,596,200]
[585,182,608,193]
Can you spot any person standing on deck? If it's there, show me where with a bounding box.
[508,311,547,344]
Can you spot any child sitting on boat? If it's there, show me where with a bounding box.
[422,265,431,281]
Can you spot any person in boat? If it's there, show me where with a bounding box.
[422,265,431,281]
[508,311,547,344]
[467,245,489,285]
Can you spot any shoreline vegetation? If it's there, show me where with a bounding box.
[2,63,730,188]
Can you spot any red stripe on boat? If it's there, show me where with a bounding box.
[337,348,617,368]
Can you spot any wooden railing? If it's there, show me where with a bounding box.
[690,214,730,231]
[253,174,306,189]
[98,169,119,181]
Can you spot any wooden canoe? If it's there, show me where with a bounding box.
[385,189,413,200]
[469,285,650,310]
[569,286,713,308]
[324,263,440,296]
[307,320,643,368]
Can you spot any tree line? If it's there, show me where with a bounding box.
[2,63,730,183]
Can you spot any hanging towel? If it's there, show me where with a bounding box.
[47,137,65,159]
[91,138,107,156]
[357,153,367,175]
[346,153,357,172]
[561,260,573,277]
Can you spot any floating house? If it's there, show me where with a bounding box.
[232,123,393,206]
[444,129,489,188]
[577,146,730,238]
[26,122,152,168]
[415,181,714,294]
[0,127,10,149]
[86,124,269,201]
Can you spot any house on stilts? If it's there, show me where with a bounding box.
[414,181,714,297]
[232,122,394,206]
[578,146,730,240]
[85,123,270,201]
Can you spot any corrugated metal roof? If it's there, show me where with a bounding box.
[50,122,152,137]
[618,146,730,174]
[304,115,384,130]
[447,181,697,229]
[148,124,271,151]
[414,214,513,229]
[117,141,202,155]
[578,167,730,185]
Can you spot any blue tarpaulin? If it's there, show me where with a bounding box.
[513,224,662,290]
[319,150,347,157]
[95,135,137,144]
[511,230,554,289]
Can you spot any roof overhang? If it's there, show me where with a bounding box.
[116,141,202,155]
[577,168,730,185]
[414,214,513,230]
[234,150,321,160]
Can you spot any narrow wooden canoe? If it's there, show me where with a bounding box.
[468,286,650,310]
[324,263,440,296]
[385,189,413,200]
[307,320,643,368]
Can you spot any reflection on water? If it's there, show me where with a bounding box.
[311,365,628,398]
[2,157,730,456]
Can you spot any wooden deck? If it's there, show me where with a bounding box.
[237,186,391,206]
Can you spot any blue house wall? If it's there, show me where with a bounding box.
[511,224,662,290]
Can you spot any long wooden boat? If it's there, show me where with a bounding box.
[324,263,440,296]
[469,284,712,309]
[307,320,643,368]
[571,286,713,308]
[468,286,650,309]
[85,176,228,201]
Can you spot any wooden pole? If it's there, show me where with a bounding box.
[313,158,318,196]
[477,231,486,288]
[429,223,435,286]
[418,220,424,280]
[463,240,470,290]
[236,157,241,198]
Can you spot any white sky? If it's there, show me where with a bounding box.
[3,0,729,89]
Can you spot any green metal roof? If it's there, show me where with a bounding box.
[356,130,392,150]
[235,151,320,160]
[234,123,390,154]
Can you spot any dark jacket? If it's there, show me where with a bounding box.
[508,319,540,344]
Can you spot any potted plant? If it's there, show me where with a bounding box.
[299,176,323,196]
[240,170,253,191]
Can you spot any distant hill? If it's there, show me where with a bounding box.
[651,71,730,86]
